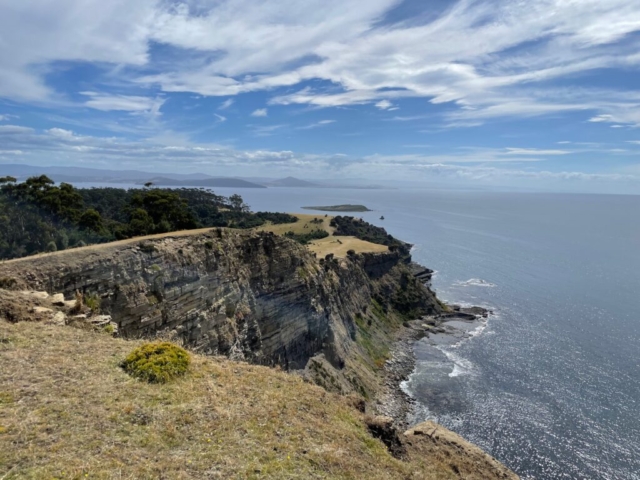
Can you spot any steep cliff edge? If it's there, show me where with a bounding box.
[0,228,441,398]
[0,229,519,479]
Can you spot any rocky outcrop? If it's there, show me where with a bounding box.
[404,421,519,479]
[0,228,442,395]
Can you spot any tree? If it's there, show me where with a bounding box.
[144,182,154,188]
[79,209,103,232]
[128,208,154,236]
[229,194,249,212]
[0,176,17,184]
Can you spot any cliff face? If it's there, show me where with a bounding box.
[0,229,441,395]
[0,229,520,479]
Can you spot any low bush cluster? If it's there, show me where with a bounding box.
[121,342,191,383]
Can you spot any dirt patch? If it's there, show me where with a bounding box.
[0,290,47,323]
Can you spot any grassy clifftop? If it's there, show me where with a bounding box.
[0,317,516,480]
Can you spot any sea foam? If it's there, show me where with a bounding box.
[453,278,496,288]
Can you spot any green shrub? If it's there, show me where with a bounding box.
[225,302,236,318]
[139,243,156,254]
[284,229,329,245]
[84,293,101,314]
[122,342,191,383]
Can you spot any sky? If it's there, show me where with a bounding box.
[1,0,640,193]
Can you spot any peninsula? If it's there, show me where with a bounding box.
[302,204,372,212]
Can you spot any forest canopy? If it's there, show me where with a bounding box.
[0,176,296,260]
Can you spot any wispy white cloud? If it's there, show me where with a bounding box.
[503,148,572,156]
[297,120,336,130]
[218,99,234,110]
[0,125,34,135]
[214,113,227,122]
[0,0,156,101]
[375,100,394,110]
[250,124,286,136]
[0,125,636,191]
[3,0,640,127]
[251,108,268,117]
[80,92,164,115]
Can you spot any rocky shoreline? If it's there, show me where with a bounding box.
[374,264,491,428]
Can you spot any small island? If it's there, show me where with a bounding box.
[302,204,372,212]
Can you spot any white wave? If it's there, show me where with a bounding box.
[468,320,488,339]
[440,348,477,378]
[453,278,496,288]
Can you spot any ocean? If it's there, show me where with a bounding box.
[225,186,640,480]
[81,184,640,479]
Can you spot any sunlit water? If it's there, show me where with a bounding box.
[84,184,640,479]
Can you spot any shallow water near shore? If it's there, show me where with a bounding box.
[80,184,640,479]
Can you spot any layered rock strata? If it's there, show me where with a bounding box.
[0,229,441,395]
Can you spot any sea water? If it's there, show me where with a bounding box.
[230,187,640,480]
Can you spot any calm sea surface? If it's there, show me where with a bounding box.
[89,185,640,479]
[235,188,640,480]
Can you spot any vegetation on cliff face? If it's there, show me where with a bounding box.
[0,176,296,260]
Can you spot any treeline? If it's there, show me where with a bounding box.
[330,216,411,256]
[284,229,329,245]
[0,176,296,260]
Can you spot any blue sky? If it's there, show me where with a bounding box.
[1,0,640,193]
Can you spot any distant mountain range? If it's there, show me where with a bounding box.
[143,176,266,189]
[0,164,385,190]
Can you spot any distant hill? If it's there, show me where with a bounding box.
[253,176,384,189]
[0,164,386,190]
[265,176,320,187]
[0,164,213,184]
[142,177,267,189]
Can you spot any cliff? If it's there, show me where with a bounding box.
[0,228,518,479]
[0,228,440,398]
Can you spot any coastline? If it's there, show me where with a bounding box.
[374,265,491,428]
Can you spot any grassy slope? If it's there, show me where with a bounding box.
[257,214,387,258]
[0,320,457,480]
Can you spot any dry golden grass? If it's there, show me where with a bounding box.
[0,227,219,266]
[308,237,388,258]
[0,320,455,480]
[256,213,335,236]
[257,214,388,258]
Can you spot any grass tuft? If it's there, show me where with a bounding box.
[121,342,191,383]
[84,293,101,314]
